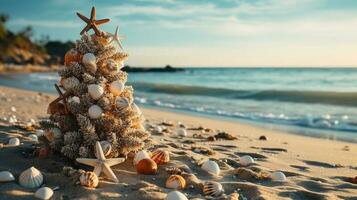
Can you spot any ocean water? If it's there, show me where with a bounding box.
[1,68,357,142]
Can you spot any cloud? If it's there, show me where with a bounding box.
[9,18,77,28]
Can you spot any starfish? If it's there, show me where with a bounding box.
[76,141,125,183]
[109,26,124,50]
[76,6,110,36]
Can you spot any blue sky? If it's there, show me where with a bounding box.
[1,0,357,67]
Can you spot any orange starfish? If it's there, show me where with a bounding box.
[77,7,110,36]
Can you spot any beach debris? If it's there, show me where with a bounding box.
[137,158,157,175]
[271,171,287,182]
[188,126,205,131]
[342,145,350,151]
[109,80,125,96]
[161,121,174,127]
[178,122,186,129]
[207,136,216,141]
[351,176,357,184]
[82,53,97,73]
[166,175,186,190]
[76,142,125,183]
[134,150,151,165]
[88,105,103,119]
[0,171,15,182]
[95,140,112,157]
[8,137,20,146]
[35,187,54,200]
[201,160,220,176]
[151,149,170,165]
[44,127,61,142]
[214,131,237,140]
[233,168,268,181]
[192,145,215,155]
[80,171,99,188]
[165,191,188,200]
[203,181,224,197]
[165,167,183,175]
[19,167,43,188]
[64,48,81,65]
[88,84,104,100]
[34,146,51,158]
[239,155,255,166]
[28,134,38,142]
[259,135,268,140]
[9,115,17,124]
[177,128,187,137]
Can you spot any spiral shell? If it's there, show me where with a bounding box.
[44,128,62,142]
[88,84,104,100]
[88,105,103,119]
[115,97,129,110]
[151,149,170,165]
[19,167,43,188]
[80,171,99,188]
[63,76,80,91]
[201,160,220,176]
[35,187,53,200]
[8,137,20,146]
[109,81,125,96]
[82,53,97,73]
[64,48,81,65]
[166,175,186,190]
[203,181,224,197]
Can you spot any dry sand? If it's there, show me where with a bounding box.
[0,86,356,200]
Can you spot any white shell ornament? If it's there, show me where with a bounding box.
[35,187,53,200]
[271,171,287,182]
[115,97,129,110]
[165,191,188,200]
[201,160,220,176]
[88,105,103,119]
[28,134,38,142]
[133,150,151,165]
[82,53,97,73]
[88,84,104,100]
[63,76,80,91]
[8,137,20,146]
[19,166,43,188]
[0,171,15,182]
[109,81,125,96]
[95,141,112,157]
[177,128,187,137]
[203,181,224,197]
[240,155,254,166]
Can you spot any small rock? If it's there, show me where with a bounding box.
[259,135,268,140]
[207,136,216,141]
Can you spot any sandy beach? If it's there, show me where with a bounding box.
[0,85,356,200]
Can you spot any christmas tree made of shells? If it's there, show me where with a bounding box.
[41,7,149,160]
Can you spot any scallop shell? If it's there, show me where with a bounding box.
[177,128,187,137]
[240,155,254,166]
[44,128,62,142]
[95,141,112,157]
[19,166,43,188]
[8,137,20,146]
[109,81,125,96]
[88,105,103,119]
[203,181,224,197]
[137,158,157,175]
[63,76,80,91]
[201,160,220,176]
[165,191,188,200]
[102,59,119,75]
[88,84,104,100]
[28,134,38,142]
[151,149,170,165]
[271,171,287,182]
[166,175,186,190]
[132,103,142,116]
[0,171,15,182]
[82,53,97,73]
[64,48,81,65]
[79,171,99,188]
[133,150,151,165]
[115,97,129,110]
[35,187,53,200]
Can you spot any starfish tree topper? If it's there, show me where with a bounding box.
[76,6,110,36]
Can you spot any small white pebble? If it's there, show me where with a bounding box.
[10,106,16,112]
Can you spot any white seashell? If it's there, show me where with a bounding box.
[19,166,43,188]
[109,81,124,96]
[8,137,20,146]
[177,128,187,137]
[95,141,112,157]
[271,171,287,182]
[35,187,53,200]
[239,155,254,166]
[132,103,142,116]
[63,77,80,91]
[82,53,97,73]
[115,97,129,110]
[0,171,15,182]
[165,191,188,200]
[68,96,80,104]
[166,175,186,189]
[28,134,38,142]
[203,181,224,197]
[201,160,220,176]
[88,84,104,100]
[133,150,150,165]
[45,128,62,142]
[88,105,103,119]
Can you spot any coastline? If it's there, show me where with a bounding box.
[0,85,356,199]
